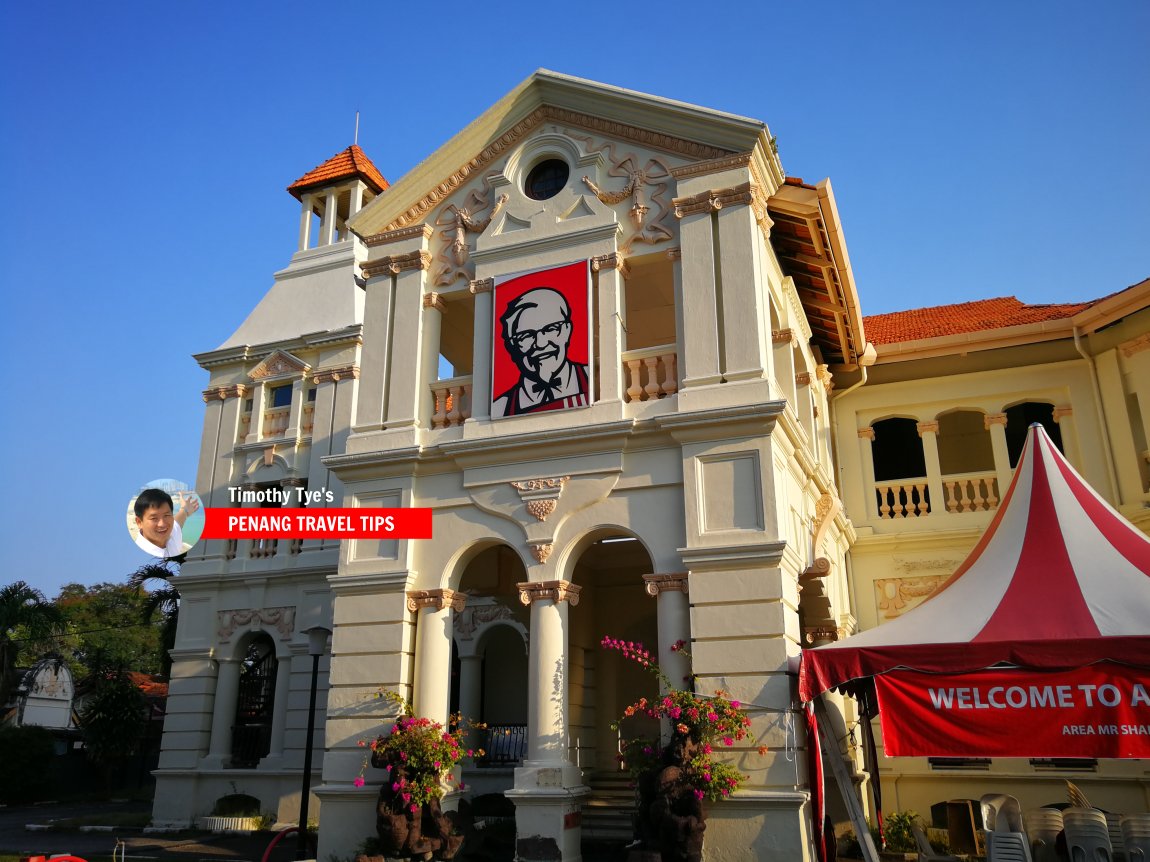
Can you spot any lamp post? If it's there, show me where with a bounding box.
[297,625,331,860]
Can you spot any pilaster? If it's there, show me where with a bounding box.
[675,210,722,387]
[592,253,626,403]
[917,420,945,515]
[469,278,494,421]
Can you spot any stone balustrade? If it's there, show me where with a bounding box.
[622,344,678,403]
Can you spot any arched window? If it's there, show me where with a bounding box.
[1005,402,1063,466]
[231,634,277,767]
[871,418,929,517]
[938,410,999,512]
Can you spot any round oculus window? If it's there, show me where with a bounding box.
[524,159,569,200]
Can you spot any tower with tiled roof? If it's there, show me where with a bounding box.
[288,145,389,250]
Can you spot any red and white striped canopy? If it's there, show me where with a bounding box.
[800,423,1150,701]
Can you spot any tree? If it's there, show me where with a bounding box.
[80,670,147,789]
[54,581,164,679]
[128,561,181,676]
[0,581,64,705]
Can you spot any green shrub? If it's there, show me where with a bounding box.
[0,725,56,804]
[883,810,918,853]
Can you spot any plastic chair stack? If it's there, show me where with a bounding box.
[982,794,1032,862]
[1024,808,1065,862]
[1063,807,1115,861]
[1122,814,1150,862]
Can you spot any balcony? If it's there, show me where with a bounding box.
[622,344,678,403]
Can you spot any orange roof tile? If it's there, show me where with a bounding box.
[864,296,1093,345]
[287,145,389,199]
[127,671,169,698]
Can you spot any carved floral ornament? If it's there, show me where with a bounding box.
[453,600,515,640]
[875,575,943,620]
[511,476,568,523]
[217,607,296,642]
[642,573,689,597]
[518,580,581,606]
[202,383,248,402]
[406,589,466,613]
[433,190,509,286]
[371,105,732,235]
[529,543,554,564]
[249,350,310,381]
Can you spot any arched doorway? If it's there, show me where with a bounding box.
[566,532,659,776]
[451,544,530,792]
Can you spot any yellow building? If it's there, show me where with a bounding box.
[832,280,1150,820]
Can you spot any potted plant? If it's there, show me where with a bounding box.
[602,637,763,862]
[357,691,479,861]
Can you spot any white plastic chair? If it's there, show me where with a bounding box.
[1024,807,1064,862]
[1122,814,1150,862]
[913,821,961,862]
[982,793,1026,833]
[987,829,1035,862]
[1063,807,1114,862]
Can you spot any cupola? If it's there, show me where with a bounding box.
[287,145,388,250]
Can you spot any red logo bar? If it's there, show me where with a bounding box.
[201,508,432,540]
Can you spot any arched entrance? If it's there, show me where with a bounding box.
[451,544,530,794]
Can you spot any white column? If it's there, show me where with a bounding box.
[419,293,446,428]
[354,273,395,431]
[298,194,313,251]
[857,427,877,520]
[643,574,690,743]
[469,279,493,421]
[594,255,625,403]
[350,180,365,219]
[669,248,685,391]
[265,657,293,760]
[285,375,307,439]
[204,658,240,766]
[715,202,766,381]
[408,589,464,725]
[1052,406,1082,470]
[676,211,722,387]
[245,383,267,444]
[985,412,1013,498]
[385,261,431,430]
[321,189,338,245]
[519,580,581,764]
[917,420,945,515]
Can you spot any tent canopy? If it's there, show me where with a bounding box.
[800,424,1150,702]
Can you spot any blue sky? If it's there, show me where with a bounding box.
[1,1,1146,598]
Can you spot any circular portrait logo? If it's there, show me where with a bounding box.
[126,478,204,559]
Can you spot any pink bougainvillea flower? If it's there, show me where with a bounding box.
[694,789,705,800]
[353,776,365,788]
[723,737,734,746]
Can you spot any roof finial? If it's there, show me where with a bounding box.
[354,111,360,147]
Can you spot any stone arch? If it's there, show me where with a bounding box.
[1002,400,1063,465]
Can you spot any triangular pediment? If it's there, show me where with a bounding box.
[248,349,310,381]
[348,70,781,239]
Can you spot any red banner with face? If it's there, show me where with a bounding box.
[875,663,1150,758]
[491,261,592,418]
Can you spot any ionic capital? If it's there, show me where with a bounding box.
[795,371,811,387]
[312,364,360,385]
[857,427,875,441]
[916,420,939,437]
[1052,405,1074,422]
[406,589,466,614]
[984,412,1008,429]
[469,278,493,295]
[423,292,447,313]
[642,573,689,597]
[591,253,629,277]
[202,383,248,402]
[361,249,432,278]
[518,580,581,607]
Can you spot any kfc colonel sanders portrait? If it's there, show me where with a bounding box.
[492,282,591,417]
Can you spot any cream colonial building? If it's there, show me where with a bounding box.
[153,70,1149,859]
[832,282,1150,821]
